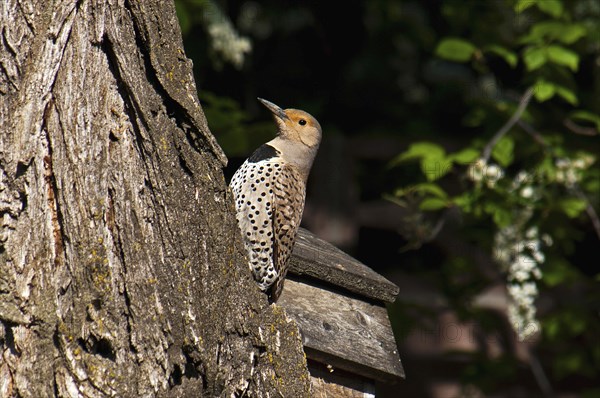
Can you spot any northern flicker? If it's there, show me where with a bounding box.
[230,98,322,302]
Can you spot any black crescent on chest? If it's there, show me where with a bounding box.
[248,144,280,163]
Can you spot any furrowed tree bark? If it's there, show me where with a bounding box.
[0,1,310,397]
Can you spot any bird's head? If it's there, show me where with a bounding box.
[258,98,322,150]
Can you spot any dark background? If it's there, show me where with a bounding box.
[176,1,600,396]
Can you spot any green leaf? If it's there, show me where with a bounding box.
[536,0,563,18]
[392,142,445,164]
[584,177,600,194]
[452,193,473,212]
[492,136,514,167]
[560,24,587,44]
[534,79,556,102]
[384,194,408,208]
[519,21,563,44]
[435,38,477,62]
[538,156,557,180]
[555,351,585,378]
[559,198,587,218]
[413,183,449,199]
[522,44,579,81]
[483,202,512,227]
[391,142,452,181]
[534,80,579,106]
[483,45,518,68]
[421,158,452,181]
[523,46,547,71]
[393,183,448,199]
[546,45,579,71]
[514,0,536,13]
[543,260,578,287]
[419,197,448,211]
[519,22,587,45]
[570,110,600,130]
[544,316,561,339]
[449,148,480,165]
[543,269,563,288]
[492,207,512,228]
[554,85,578,106]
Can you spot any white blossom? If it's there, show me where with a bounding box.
[485,164,504,188]
[509,255,536,282]
[580,154,595,168]
[494,247,510,263]
[532,250,545,264]
[207,21,252,69]
[573,158,586,169]
[520,186,534,198]
[553,154,594,188]
[521,281,538,296]
[516,171,530,184]
[468,159,486,182]
[556,158,571,169]
[468,159,505,188]
[508,302,540,341]
[518,254,535,266]
[566,169,578,186]
[202,1,252,69]
[525,226,538,239]
[486,164,503,180]
[493,210,549,341]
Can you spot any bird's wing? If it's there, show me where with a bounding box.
[269,164,306,301]
[230,158,279,289]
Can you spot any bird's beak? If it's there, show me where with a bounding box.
[258,98,289,121]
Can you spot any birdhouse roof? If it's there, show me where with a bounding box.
[280,228,404,382]
[289,228,399,303]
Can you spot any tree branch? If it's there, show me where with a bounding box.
[563,118,599,136]
[527,347,554,397]
[482,87,535,162]
[517,120,548,147]
[517,121,600,241]
[574,188,600,241]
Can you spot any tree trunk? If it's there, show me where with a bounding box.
[0,1,309,397]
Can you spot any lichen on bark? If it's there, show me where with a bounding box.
[0,1,310,397]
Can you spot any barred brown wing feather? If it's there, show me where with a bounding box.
[269,165,306,301]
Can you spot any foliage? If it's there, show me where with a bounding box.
[388,0,600,391]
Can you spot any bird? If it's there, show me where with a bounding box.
[229,98,322,302]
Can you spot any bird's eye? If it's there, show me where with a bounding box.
[298,119,306,126]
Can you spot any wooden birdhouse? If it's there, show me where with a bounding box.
[279,228,404,397]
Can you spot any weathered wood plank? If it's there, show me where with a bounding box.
[290,228,399,303]
[310,376,374,398]
[279,279,405,381]
[309,359,376,398]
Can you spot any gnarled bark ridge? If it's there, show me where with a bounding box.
[0,1,309,397]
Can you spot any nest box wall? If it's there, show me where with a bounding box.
[279,228,404,396]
